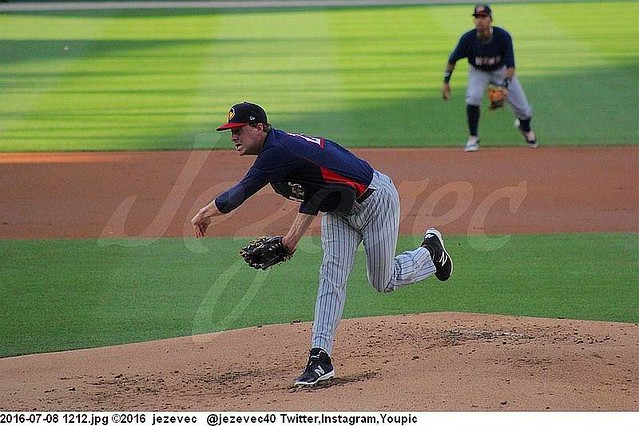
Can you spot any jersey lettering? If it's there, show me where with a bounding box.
[286,132,325,148]
[475,55,502,66]
[288,182,306,201]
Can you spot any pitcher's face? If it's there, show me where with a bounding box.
[230,124,265,156]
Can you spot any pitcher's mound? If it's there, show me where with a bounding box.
[1,313,637,411]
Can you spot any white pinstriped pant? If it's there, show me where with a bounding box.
[311,170,437,354]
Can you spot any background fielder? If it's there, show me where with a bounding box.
[442,4,537,152]
[191,102,453,386]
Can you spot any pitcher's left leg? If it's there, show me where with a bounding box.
[311,213,361,355]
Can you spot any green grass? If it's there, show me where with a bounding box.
[1,233,637,357]
[0,1,637,151]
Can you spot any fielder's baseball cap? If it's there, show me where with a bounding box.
[216,102,268,131]
[472,4,492,17]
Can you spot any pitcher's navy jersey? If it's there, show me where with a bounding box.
[448,26,515,71]
[215,129,374,215]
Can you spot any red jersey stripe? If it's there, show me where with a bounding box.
[320,167,368,196]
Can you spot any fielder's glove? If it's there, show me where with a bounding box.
[487,84,507,110]
[239,236,294,270]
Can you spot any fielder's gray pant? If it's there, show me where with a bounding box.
[466,65,533,119]
[311,170,437,355]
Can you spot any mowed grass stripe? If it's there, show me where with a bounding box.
[0,2,637,151]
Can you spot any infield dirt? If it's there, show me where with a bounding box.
[0,146,637,411]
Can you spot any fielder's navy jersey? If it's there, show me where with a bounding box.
[215,129,374,215]
[448,26,515,71]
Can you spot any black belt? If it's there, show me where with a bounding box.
[356,188,375,203]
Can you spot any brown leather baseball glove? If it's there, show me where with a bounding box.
[487,84,507,110]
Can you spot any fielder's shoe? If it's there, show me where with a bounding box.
[464,136,480,152]
[421,228,453,281]
[514,119,538,148]
[295,348,335,386]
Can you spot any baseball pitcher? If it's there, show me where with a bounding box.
[192,102,454,386]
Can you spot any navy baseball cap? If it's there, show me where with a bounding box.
[472,4,492,17]
[216,102,268,131]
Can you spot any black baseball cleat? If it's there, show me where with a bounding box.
[514,119,538,148]
[295,347,335,386]
[421,228,453,281]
